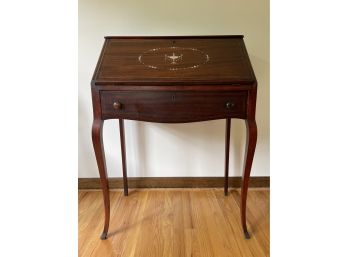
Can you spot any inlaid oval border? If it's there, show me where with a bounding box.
[138,46,210,71]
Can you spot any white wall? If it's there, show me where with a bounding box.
[78,0,269,178]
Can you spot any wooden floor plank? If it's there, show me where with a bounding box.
[78,191,105,256]
[230,189,270,256]
[206,189,254,257]
[79,192,121,257]
[229,189,269,257]
[79,188,270,257]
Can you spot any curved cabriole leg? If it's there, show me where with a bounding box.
[119,119,129,196]
[224,118,231,196]
[241,119,257,239]
[92,120,110,240]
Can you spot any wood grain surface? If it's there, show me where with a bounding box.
[92,36,256,85]
[79,189,269,257]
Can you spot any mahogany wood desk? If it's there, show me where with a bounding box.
[91,35,257,240]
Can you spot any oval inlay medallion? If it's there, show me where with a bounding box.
[138,47,209,71]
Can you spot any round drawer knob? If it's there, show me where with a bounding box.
[226,102,235,109]
[113,101,122,110]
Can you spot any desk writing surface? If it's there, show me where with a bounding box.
[92,36,256,86]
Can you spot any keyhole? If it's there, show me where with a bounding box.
[172,95,176,101]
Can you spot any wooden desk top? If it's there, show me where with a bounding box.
[92,36,256,86]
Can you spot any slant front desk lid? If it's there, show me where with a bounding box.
[92,36,256,86]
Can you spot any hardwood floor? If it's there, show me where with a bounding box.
[79,189,269,257]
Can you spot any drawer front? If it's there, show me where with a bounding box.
[100,91,247,122]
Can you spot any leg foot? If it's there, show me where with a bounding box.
[243,230,251,239]
[100,232,108,240]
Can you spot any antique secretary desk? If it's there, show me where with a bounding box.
[91,35,258,240]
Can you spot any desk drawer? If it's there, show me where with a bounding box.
[100,91,247,122]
